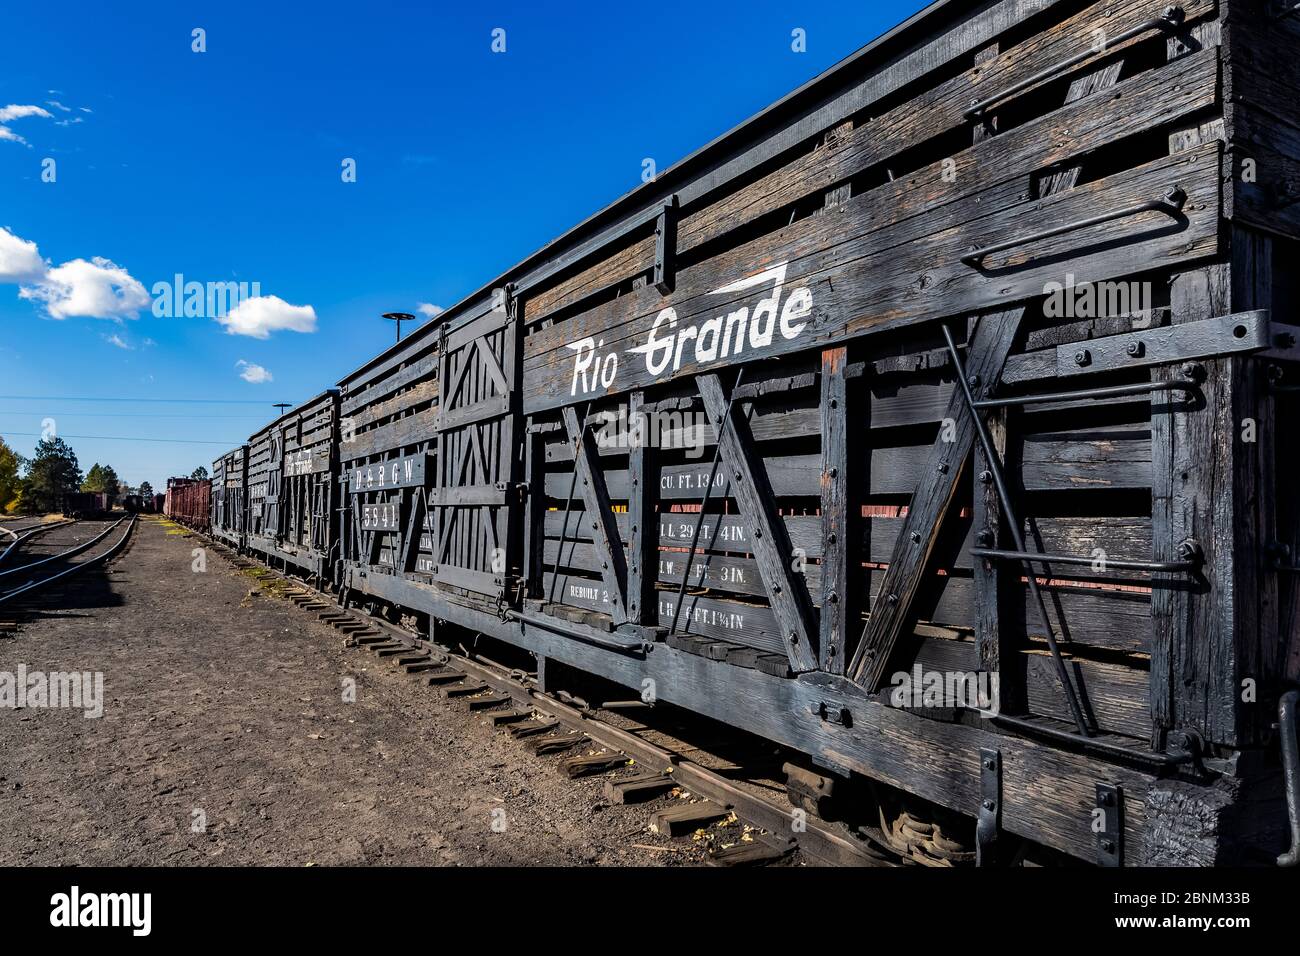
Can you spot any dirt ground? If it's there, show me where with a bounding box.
[0,518,704,866]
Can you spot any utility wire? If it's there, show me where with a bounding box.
[0,431,240,445]
[0,395,290,405]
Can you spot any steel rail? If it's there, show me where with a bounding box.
[0,517,127,584]
[0,516,135,608]
[0,519,78,569]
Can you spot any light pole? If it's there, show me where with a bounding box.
[383,312,415,345]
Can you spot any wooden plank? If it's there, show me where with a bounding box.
[820,346,852,674]
[523,50,1218,369]
[523,142,1221,411]
[561,405,628,624]
[849,308,1024,689]
[697,372,818,672]
[626,390,655,624]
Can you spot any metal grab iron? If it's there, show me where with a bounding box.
[962,187,1187,267]
[963,5,1185,119]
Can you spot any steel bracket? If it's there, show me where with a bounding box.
[1095,783,1123,867]
[653,195,679,295]
[811,701,852,727]
[1053,310,1272,377]
[976,747,1001,866]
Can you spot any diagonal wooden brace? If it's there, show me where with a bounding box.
[697,373,819,673]
[848,308,1025,689]
[561,405,629,624]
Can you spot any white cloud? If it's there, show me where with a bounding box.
[19,256,151,320]
[236,360,273,384]
[217,294,317,338]
[46,100,71,112]
[2,226,150,321]
[104,333,133,350]
[0,226,47,283]
[417,302,444,319]
[0,104,53,146]
[0,104,52,122]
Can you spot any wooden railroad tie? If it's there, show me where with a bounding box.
[525,732,586,755]
[489,709,534,727]
[444,682,489,698]
[508,719,560,739]
[403,660,443,674]
[706,834,795,868]
[559,751,631,779]
[425,670,465,686]
[604,772,677,804]
[649,801,731,837]
[466,693,512,711]
[374,645,412,658]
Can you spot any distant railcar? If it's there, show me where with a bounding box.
[210,446,249,551]
[164,477,210,533]
[63,491,115,519]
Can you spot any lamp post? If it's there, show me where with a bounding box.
[383,312,415,345]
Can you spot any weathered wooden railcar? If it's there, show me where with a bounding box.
[245,392,340,581]
[266,0,1300,865]
[210,445,249,550]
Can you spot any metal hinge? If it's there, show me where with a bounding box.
[1095,783,1123,867]
[653,195,679,295]
[976,748,1001,867]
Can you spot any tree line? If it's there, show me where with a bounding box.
[0,435,206,515]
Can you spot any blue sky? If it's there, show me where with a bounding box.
[0,0,921,489]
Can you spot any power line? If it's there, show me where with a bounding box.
[0,412,269,420]
[0,395,291,405]
[0,432,240,446]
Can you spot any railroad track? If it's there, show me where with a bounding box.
[0,518,79,568]
[199,535,898,867]
[0,516,137,627]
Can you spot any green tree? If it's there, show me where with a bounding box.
[190,466,209,481]
[82,463,121,496]
[139,481,154,498]
[21,437,83,514]
[0,438,22,513]
[83,463,104,491]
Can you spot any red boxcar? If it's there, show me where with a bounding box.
[164,477,211,533]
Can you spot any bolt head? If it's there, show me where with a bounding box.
[978,470,992,484]
[1074,349,1092,366]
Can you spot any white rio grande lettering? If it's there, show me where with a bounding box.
[567,261,812,396]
